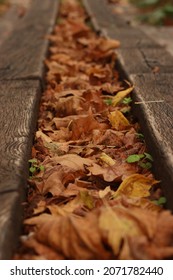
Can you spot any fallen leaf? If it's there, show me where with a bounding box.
[99,206,142,255]
[52,154,93,171]
[109,110,130,130]
[100,152,115,166]
[114,174,158,198]
[97,38,120,52]
[112,85,134,106]
[87,162,138,182]
[25,212,112,259]
[99,186,115,199]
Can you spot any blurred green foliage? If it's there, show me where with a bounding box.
[130,0,173,25]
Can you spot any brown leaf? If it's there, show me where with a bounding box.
[19,236,64,260]
[97,38,120,52]
[99,206,142,255]
[87,162,138,182]
[25,213,112,259]
[25,203,173,260]
[52,154,93,171]
[70,113,107,140]
[36,165,82,196]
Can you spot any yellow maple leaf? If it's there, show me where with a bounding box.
[114,174,159,198]
[108,110,130,130]
[112,85,134,106]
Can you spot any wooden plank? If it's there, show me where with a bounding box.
[117,47,173,74]
[83,0,173,73]
[130,73,173,211]
[106,26,160,49]
[0,80,41,193]
[83,0,159,48]
[0,5,21,47]
[0,0,60,81]
[0,191,24,259]
[139,26,173,56]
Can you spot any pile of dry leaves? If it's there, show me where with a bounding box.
[14,0,173,260]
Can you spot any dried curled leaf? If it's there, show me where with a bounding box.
[25,213,112,260]
[114,174,159,198]
[109,110,130,130]
[112,85,134,106]
[25,206,173,260]
[53,154,93,171]
[99,206,142,255]
[100,152,115,166]
[98,38,120,52]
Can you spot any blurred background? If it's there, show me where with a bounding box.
[111,0,173,25]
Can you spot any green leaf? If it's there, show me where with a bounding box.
[153,196,167,206]
[163,5,173,14]
[122,97,132,104]
[28,158,37,163]
[126,154,144,163]
[136,133,144,139]
[104,98,112,105]
[144,152,153,162]
[158,196,167,205]
[139,162,152,169]
[39,165,45,171]
[139,0,160,6]
[29,166,36,174]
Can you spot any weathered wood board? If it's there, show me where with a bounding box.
[0,80,41,193]
[0,80,41,258]
[83,0,160,48]
[0,5,22,47]
[0,0,61,259]
[130,74,173,210]
[0,0,60,81]
[0,191,24,260]
[117,47,173,74]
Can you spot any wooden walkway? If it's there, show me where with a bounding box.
[0,0,173,259]
[83,0,173,211]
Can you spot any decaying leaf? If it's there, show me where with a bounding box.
[24,205,173,260]
[114,174,159,198]
[97,38,120,52]
[52,154,93,171]
[100,152,115,166]
[109,110,130,130]
[112,85,134,106]
[99,206,142,255]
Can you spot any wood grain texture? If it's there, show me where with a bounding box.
[130,74,173,211]
[0,80,41,193]
[117,48,173,74]
[83,0,159,48]
[0,5,21,47]
[0,191,24,259]
[0,0,60,81]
